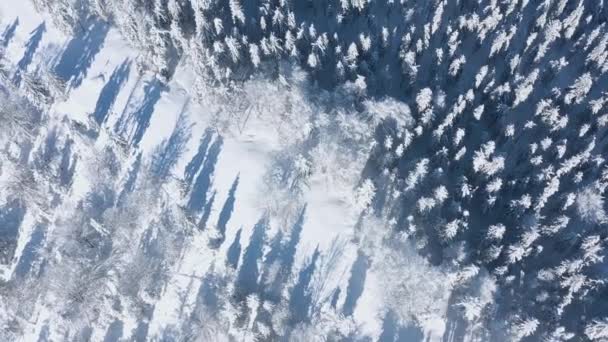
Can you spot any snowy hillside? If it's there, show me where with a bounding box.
[1,0,608,341]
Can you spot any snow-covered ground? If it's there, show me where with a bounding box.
[3,0,608,341]
[0,2,394,341]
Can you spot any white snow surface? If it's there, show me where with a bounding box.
[0,2,412,341]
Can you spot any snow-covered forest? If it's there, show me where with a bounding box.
[1,0,608,340]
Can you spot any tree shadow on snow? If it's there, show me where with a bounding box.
[0,17,19,48]
[54,18,109,89]
[114,77,166,147]
[12,22,45,86]
[92,59,131,125]
[0,200,26,266]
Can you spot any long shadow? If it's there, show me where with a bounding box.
[378,311,398,342]
[183,129,214,192]
[0,199,26,265]
[75,327,93,342]
[12,22,46,86]
[442,294,468,342]
[183,266,229,338]
[59,138,77,187]
[54,18,109,89]
[226,227,243,269]
[212,174,239,246]
[261,206,306,302]
[150,110,192,181]
[258,230,284,300]
[288,247,320,325]
[129,303,154,342]
[80,185,116,221]
[198,190,216,231]
[103,320,124,342]
[378,310,425,342]
[36,324,50,342]
[187,136,223,214]
[14,223,46,278]
[234,217,268,299]
[131,320,149,342]
[33,127,58,169]
[124,78,165,146]
[92,59,131,124]
[0,18,18,48]
[116,153,142,206]
[282,208,306,273]
[341,251,369,317]
[398,324,424,342]
[195,268,224,315]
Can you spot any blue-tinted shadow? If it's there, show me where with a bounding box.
[117,153,142,206]
[103,320,123,342]
[198,191,216,231]
[150,111,191,181]
[54,18,109,89]
[92,59,131,124]
[59,138,77,187]
[214,174,239,243]
[14,223,46,278]
[128,79,164,146]
[13,22,45,86]
[226,227,242,269]
[289,247,320,324]
[183,129,214,192]
[235,217,268,298]
[0,18,19,48]
[0,199,26,265]
[187,137,223,213]
[342,251,369,316]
